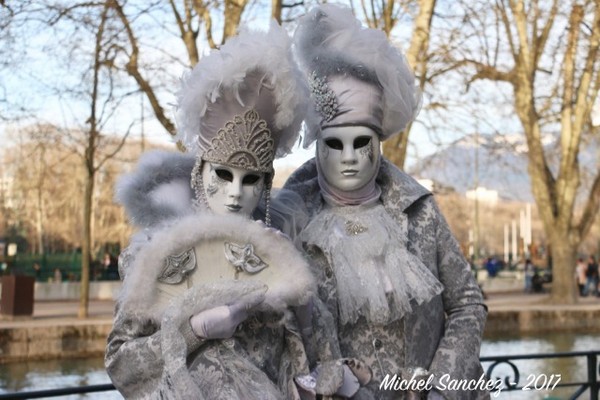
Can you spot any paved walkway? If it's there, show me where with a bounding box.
[484,291,600,311]
[0,291,599,329]
[0,299,114,328]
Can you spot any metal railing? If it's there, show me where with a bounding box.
[0,351,598,399]
[0,383,115,399]
[481,350,600,399]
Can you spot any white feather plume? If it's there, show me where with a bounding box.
[175,21,308,158]
[294,4,422,146]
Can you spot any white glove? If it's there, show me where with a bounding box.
[190,291,265,339]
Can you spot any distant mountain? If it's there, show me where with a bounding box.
[410,131,599,203]
[409,134,534,202]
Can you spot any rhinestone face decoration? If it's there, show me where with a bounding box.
[308,71,339,122]
[203,109,275,174]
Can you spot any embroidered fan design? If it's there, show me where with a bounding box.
[158,249,197,284]
[224,242,269,279]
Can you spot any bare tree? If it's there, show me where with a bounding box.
[31,0,133,317]
[454,0,600,303]
[108,0,250,141]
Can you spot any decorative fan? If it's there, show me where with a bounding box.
[120,212,315,318]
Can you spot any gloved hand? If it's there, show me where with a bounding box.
[295,361,361,398]
[190,290,266,339]
[336,365,360,398]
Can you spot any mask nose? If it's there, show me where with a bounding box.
[341,144,358,165]
[228,179,243,201]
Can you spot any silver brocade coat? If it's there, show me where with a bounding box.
[283,158,490,400]
[104,151,311,400]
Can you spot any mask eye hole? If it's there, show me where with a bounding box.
[242,174,261,185]
[215,169,233,182]
[354,136,371,149]
[324,138,343,150]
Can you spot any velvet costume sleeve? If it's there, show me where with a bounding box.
[427,199,488,399]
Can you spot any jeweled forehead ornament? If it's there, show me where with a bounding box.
[308,71,339,123]
[201,109,275,174]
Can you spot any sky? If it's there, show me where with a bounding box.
[0,1,447,173]
[1,1,598,178]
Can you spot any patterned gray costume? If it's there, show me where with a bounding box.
[105,152,312,399]
[284,158,489,400]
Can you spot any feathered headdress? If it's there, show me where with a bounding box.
[175,22,308,170]
[294,4,421,146]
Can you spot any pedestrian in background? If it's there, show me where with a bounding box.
[524,258,535,293]
[583,255,598,296]
[575,257,587,296]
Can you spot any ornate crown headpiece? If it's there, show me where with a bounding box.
[202,109,274,173]
[175,22,308,165]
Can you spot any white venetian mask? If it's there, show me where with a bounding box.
[317,125,381,192]
[201,162,265,217]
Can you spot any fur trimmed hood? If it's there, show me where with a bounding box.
[120,212,315,321]
[115,150,195,228]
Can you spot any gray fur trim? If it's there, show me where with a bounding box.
[115,150,196,228]
[120,212,315,322]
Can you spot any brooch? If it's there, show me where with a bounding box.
[345,220,368,236]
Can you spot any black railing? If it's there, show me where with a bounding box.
[0,351,598,399]
[0,383,115,399]
[481,350,600,399]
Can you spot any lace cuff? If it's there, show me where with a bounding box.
[180,319,206,353]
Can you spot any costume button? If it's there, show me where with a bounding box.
[372,338,382,350]
[325,267,333,278]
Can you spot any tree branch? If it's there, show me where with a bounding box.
[532,0,558,67]
[496,0,517,60]
[510,0,534,76]
[558,4,582,173]
[573,4,600,137]
[109,0,176,136]
[192,1,216,49]
[578,171,600,240]
[464,59,514,90]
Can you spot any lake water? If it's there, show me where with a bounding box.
[0,332,598,399]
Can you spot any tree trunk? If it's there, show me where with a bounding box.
[223,0,247,44]
[35,186,44,255]
[79,169,93,318]
[548,229,578,304]
[382,0,436,169]
[79,0,109,319]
